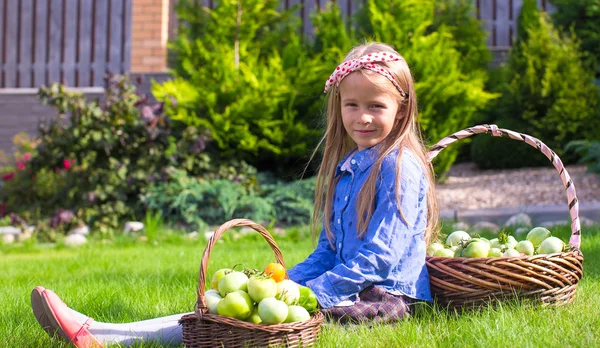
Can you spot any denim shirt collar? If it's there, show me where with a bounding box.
[335,144,383,177]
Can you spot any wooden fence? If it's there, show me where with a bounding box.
[169,0,556,49]
[0,0,132,89]
[1,0,556,89]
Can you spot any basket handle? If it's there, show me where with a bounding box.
[195,218,287,316]
[428,124,581,249]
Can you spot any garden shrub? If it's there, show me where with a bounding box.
[155,0,328,178]
[473,0,600,169]
[550,0,600,77]
[565,140,600,176]
[259,174,316,226]
[142,168,275,229]
[0,75,250,234]
[353,0,496,176]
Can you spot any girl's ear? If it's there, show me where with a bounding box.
[396,103,407,119]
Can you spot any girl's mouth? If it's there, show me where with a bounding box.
[355,130,375,136]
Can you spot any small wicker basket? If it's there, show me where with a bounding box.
[426,124,584,308]
[180,218,324,348]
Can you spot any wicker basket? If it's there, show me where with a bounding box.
[426,124,584,308]
[180,218,324,348]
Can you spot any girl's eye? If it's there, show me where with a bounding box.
[370,104,384,109]
[346,103,357,107]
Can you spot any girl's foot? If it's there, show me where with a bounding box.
[35,287,103,348]
[31,286,57,337]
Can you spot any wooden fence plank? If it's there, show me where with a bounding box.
[495,0,510,47]
[122,0,132,73]
[77,1,93,87]
[63,0,78,86]
[18,0,34,87]
[108,0,123,75]
[33,0,48,87]
[303,0,316,38]
[4,0,19,87]
[93,0,109,86]
[47,0,63,84]
[0,0,4,87]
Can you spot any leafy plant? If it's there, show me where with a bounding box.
[472,0,600,169]
[565,140,600,175]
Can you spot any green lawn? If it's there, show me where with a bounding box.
[1,224,599,347]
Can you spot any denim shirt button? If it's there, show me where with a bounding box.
[344,196,348,201]
[350,159,356,165]
[337,218,341,224]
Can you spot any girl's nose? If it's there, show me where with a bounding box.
[358,113,372,124]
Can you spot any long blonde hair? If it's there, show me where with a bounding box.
[311,42,440,247]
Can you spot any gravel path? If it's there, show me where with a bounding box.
[436,163,600,211]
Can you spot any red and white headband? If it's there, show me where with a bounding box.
[323,52,408,98]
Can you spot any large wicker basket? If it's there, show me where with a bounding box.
[180,218,324,348]
[426,124,584,308]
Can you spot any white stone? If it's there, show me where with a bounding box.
[70,225,90,235]
[64,234,87,247]
[580,216,598,227]
[239,227,254,235]
[0,226,21,235]
[186,231,199,239]
[273,227,286,236]
[2,234,15,244]
[504,213,532,228]
[204,231,215,240]
[472,221,500,234]
[452,221,470,232]
[123,221,144,233]
[515,227,529,236]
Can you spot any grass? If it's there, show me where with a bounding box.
[1,224,599,347]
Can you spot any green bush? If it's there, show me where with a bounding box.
[155,0,328,178]
[472,0,600,169]
[353,0,496,176]
[550,0,600,76]
[565,140,600,175]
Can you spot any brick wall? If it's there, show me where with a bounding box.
[131,0,171,73]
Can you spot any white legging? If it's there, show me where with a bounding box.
[70,308,190,346]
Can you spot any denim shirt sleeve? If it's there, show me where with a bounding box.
[287,228,336,286]
[306,153,425,308]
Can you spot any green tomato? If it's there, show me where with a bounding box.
[506,236,518,249]
[210,268,231,290]
[453,246,463,257]
[246,307,262,324]
[298,286,318,313]
[446,231,471,247]
[527,227,552,247]
[247,276,277,303]
[515,240,535,256]
[434,248,455,258]
[218,271,249,297]
[217,290,253,320]
[285,305,311,323]
[463,240,490,258]
[488,248,503,257]
[205,289,222,314]
[537,236,565,254]
[258,297,288,324]
[276,280,300,305]
[427,242,445,256]
[503,248,521,257]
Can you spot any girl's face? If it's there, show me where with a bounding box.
[339,71,401,151]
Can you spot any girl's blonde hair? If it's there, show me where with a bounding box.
[311,42,440,246]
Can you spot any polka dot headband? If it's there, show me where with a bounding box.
[323,52,409,98]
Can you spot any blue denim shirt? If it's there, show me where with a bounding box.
[287,146,432,308]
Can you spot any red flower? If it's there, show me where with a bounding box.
[17,162,25,170]
[2,172,15,181]
[63,159,71,170]
[23,153,32,161]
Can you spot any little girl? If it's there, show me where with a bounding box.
[31,42,439,347]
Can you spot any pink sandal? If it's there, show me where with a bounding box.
[38,288,103,348]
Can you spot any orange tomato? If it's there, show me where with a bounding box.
[264,263,286,282]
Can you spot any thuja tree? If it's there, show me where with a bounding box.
[154,0,329,178]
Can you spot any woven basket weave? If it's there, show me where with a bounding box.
[180,218,324,348]
[426,124,584,308]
